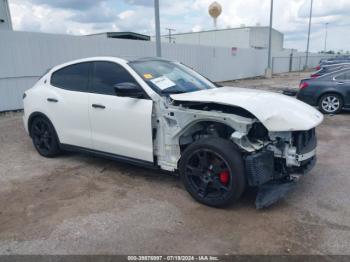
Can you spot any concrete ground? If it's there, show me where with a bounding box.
[220,71,311,92]
[0,72,350,255]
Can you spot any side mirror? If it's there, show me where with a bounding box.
[114,82,144,98]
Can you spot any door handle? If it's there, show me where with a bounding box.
[336,82,345,85]
[92,104,106,109]
[47,98,58,102]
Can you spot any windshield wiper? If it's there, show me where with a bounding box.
[161,89,186,94]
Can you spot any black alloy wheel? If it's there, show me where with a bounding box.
[30,116,60,157]
[179,137,245,207]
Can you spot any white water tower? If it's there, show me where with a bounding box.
[208,1,222,29]
[0,0,12,31]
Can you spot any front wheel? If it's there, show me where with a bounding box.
[318,93,343,114]
[179,137,246,207]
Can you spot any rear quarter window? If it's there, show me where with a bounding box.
[51,62,91,92]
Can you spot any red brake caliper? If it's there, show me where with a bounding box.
[219,170,230,185]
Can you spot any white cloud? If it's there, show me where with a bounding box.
[118,10,135,20]
[192,25,202,32]
[7,0,350,52]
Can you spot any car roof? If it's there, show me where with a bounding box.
[50,56,128,71]
[51,56,176,71]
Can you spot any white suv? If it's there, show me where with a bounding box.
[23,57,323,208]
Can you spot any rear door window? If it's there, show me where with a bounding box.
[51,62,91,92]
[334,71,350,81]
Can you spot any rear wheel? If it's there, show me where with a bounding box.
[319,93,343,114]
[179,138,245,207]
[30,116,61,157]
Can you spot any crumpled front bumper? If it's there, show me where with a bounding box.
[244,149,316,209]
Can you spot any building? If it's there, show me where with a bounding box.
[86,32,150,41]
[155,26,284,52]
[0,0,328,112]
[0,0,12,30]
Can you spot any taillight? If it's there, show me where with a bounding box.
[311,74,320,78]
[316,65,321,70]
[299,82,309,89]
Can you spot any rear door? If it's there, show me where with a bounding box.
[88,61,153,162]
[333,70,350,105]
[48,62,92,148]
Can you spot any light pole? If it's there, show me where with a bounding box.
[305,0,313,70]
[154,0,162,57]
[324,22,329,53]
[265,0,274,78]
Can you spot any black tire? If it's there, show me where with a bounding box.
[318,93,343,114]
[179,137,246,207]
[30,116,61,157]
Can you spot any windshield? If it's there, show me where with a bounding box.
[129,60,216,95]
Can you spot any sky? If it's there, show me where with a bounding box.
[7,0,350,52]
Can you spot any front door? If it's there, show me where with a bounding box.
[88,61,153,162]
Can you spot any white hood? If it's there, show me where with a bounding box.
[170,86,323,131]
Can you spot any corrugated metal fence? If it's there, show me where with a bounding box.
[272,54,329,74]
[0,31,328,111]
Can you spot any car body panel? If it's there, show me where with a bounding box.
[45,86,92,148]
[171,86,323,132]
[88,93,154,162]
[23,79,92,148]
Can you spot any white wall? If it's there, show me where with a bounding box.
[249,27,283,51]
[168,28,251,48]
[154,27,284,52]
[0,31,328,111]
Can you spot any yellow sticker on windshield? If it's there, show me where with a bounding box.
[143,73,153,79]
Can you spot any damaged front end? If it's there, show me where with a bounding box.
[235,126,317,209]
[154,96,320,209]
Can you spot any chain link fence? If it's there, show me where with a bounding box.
[272,55,332,74]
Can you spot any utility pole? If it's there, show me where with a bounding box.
[154,0,162,57]
[324,22,329,53]
[265,0,274,78]
[0,0,13,31]
[305,0,313,70]
[165,28,176,43]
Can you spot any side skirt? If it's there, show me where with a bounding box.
[60,143,158,170]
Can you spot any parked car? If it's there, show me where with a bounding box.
[298,67,350,114]
[23,57,323,208]
[318,59,350,68]
[311,63,350,78]
[319,55,350,63]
